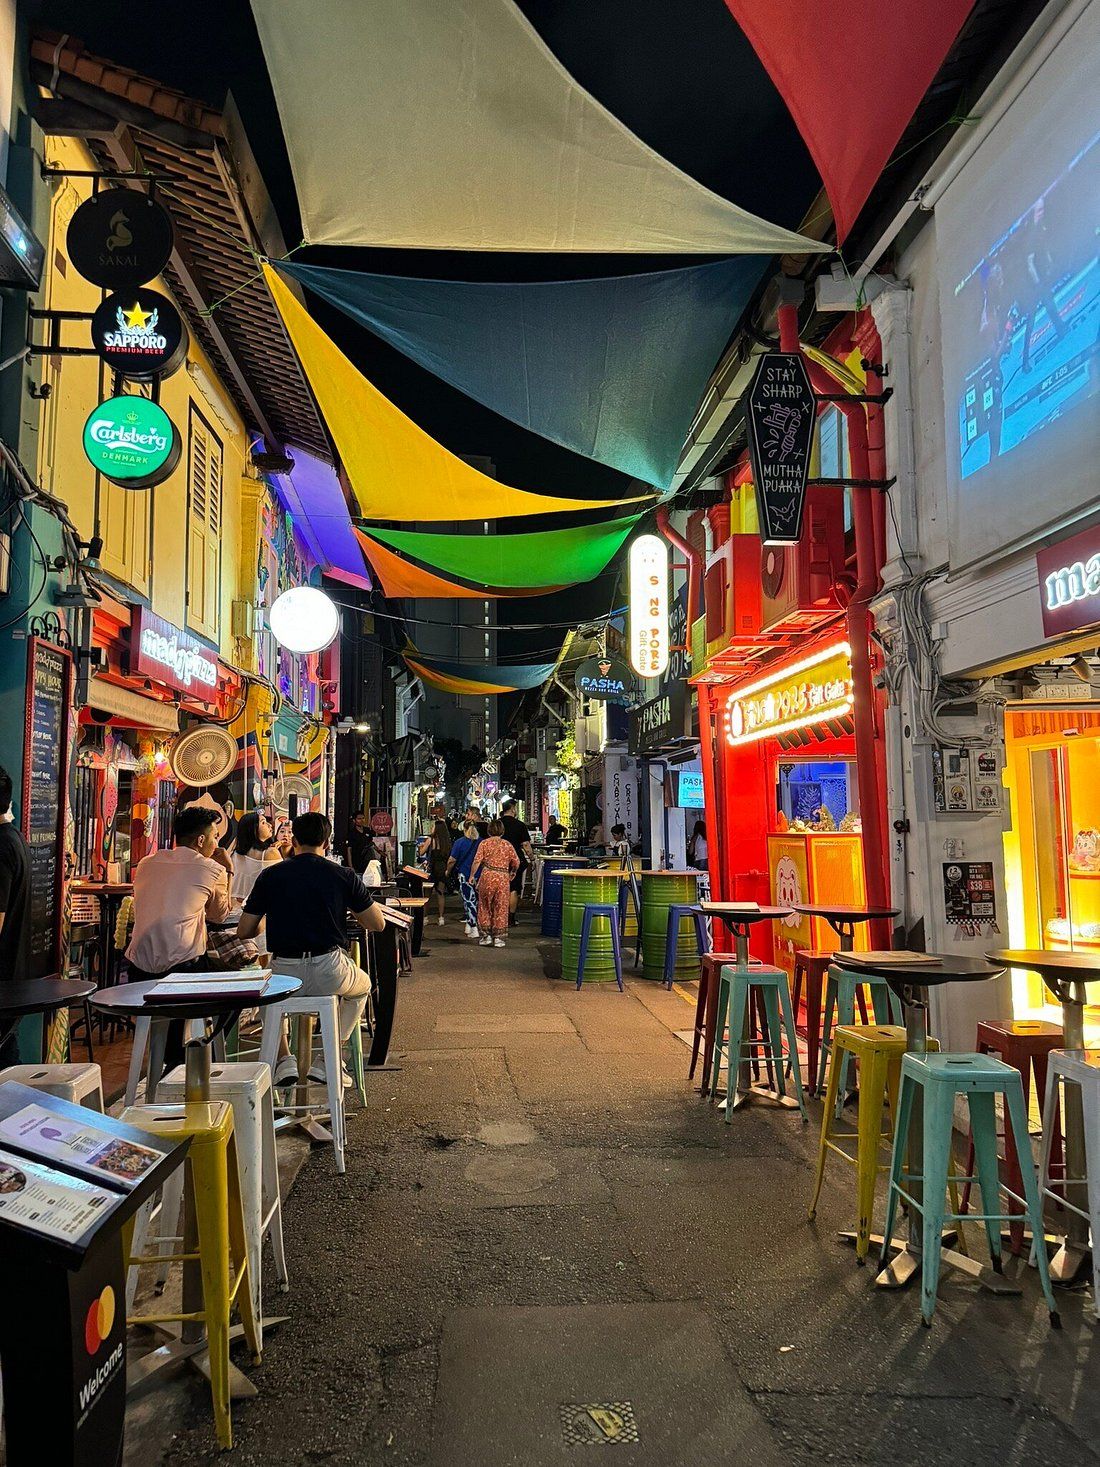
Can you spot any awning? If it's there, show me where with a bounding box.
[85,677,180,732]
[272,448,371,590]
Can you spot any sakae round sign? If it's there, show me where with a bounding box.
[66,187,174,289]
[82,396,181,490]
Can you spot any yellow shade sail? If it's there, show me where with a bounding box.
[265,266,650,523]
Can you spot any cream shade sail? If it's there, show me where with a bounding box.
[251,0,830,255]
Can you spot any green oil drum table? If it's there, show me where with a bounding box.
[560,868,626,984]
[640,870,703,984]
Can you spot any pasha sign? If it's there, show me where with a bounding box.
[725,643,853,747]
[575,654,634,704]
[1037,526,1100,638]
[91,288,188,380]
[628,682,688,755]
[746,351,816,546]
[628,534,669,679]
[66,187,174,290]
[82,396,181,490]
[131,608,218,700]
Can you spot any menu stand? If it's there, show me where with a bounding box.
[0,1081,189,1467]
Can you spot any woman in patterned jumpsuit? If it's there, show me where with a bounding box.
[471,819,519,948]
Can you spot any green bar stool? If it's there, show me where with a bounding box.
[711,963,808,1124]
[881,1050,1061,1328]
[816,963,903,1101]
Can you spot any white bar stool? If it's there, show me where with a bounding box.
[0,1062,104,1110]
[125,1017,226,1105]
[1037,1047,1100,1319]
[258,995,347,1173]
[156,1061,288,1343]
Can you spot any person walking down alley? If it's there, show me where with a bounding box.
[471,820,519,948]
[446,820,482,938]
[499,798,532,926]
[237,812,385,1086]
[427,818,452,926]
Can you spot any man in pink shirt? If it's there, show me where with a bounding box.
[126,805,233,981]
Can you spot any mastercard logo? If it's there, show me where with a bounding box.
[84,1286,116,1355]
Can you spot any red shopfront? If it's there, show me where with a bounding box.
[72,597,244,881]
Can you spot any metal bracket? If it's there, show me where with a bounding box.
[813,389,894,405]
[807,476,897,492]
[40,166,168,187]
[27,307,96,358]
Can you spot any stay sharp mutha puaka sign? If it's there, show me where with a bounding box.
[746,352,816,546]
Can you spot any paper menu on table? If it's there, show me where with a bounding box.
[0,1103,160,1189]
[0,1147,117,1241]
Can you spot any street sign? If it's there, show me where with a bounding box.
[82,396,181,490]
[66,188,174,289]
[90,288,188,380]
[746,351,816,545]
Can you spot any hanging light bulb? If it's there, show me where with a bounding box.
[269,586,340,654]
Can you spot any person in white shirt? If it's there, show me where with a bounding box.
[687,819,709,871]
[125,805,233,979]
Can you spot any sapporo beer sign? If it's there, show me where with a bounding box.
[82,396,181,490]
[91,288,188,381]
[746,351,816,545]
[66,187,174,290]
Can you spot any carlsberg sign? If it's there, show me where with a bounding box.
[82,395,181,490]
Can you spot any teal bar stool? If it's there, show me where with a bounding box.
[711,963,808,1124]
[881,1051,1061,1328]
[816,964,903,1100]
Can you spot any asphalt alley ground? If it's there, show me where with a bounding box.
[147,917,1100,1465]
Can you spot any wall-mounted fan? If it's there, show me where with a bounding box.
[270,773,314,812]
[168,725,238,787]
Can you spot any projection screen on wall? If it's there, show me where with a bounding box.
[939,0,1100,570]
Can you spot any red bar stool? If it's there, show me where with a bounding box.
[692,952,765,1095]
[959,1017,1064,1253]
[791,951,839,1095]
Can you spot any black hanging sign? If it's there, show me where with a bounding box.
[21,639,73,980]
[90,288,188,381]
[746,351,816,546]
[575,654,634,705]
[66,188,174,290]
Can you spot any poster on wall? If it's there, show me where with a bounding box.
[942,861,999,934]
[601,760,639,844]
[22,639,73,980]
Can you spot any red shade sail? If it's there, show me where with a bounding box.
[723,0,973,242]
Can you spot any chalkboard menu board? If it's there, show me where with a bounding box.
[22,639,72,980]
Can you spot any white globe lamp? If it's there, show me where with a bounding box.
[269,586,340,654]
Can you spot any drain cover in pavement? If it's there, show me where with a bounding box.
[560,1403,638,1445]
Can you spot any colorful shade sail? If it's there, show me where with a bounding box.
[277,257,760,488]
[723,0,973,242]
[265,266,647,522]
[251,0,828,255]
[365,513,640,591]
[270,447,370,590]
[354,531,563,600]
[403,649,556,695]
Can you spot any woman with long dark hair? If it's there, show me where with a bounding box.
[207,810,281,967]
[429,817,452,925]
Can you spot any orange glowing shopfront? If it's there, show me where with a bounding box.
[700,635,871,976]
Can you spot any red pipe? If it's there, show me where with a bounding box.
[656,504,702,628]
[777,302,891,945]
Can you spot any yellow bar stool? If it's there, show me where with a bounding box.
[120,1100,261,1449]
[808,1024,944,1262]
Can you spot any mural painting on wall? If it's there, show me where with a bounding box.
[258,490,320,716]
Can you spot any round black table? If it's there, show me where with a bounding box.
[91,976,301,1102]
[0,977,96,1055]
[699,905,795,1111]
[832,951,1006,1293]
[793,903,899,951]
[987,948,1099,1281]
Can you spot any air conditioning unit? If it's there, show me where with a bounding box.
[759,487,845,635]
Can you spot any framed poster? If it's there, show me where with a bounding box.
[22,639,73,980]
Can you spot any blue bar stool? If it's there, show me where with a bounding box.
[663,904,709,989]
[817,963,903,1101]
[881,1050,1060,1328]
[711,963,808,1123]
[577,903,624,991]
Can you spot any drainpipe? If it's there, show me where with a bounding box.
[655,505,701,628]
[777,298,891,945]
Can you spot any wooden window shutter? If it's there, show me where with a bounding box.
[187,412,223,641]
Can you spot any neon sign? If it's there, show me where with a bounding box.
[1037,527,1100,637]
[628,533,669,679]
[724,643,853,747]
